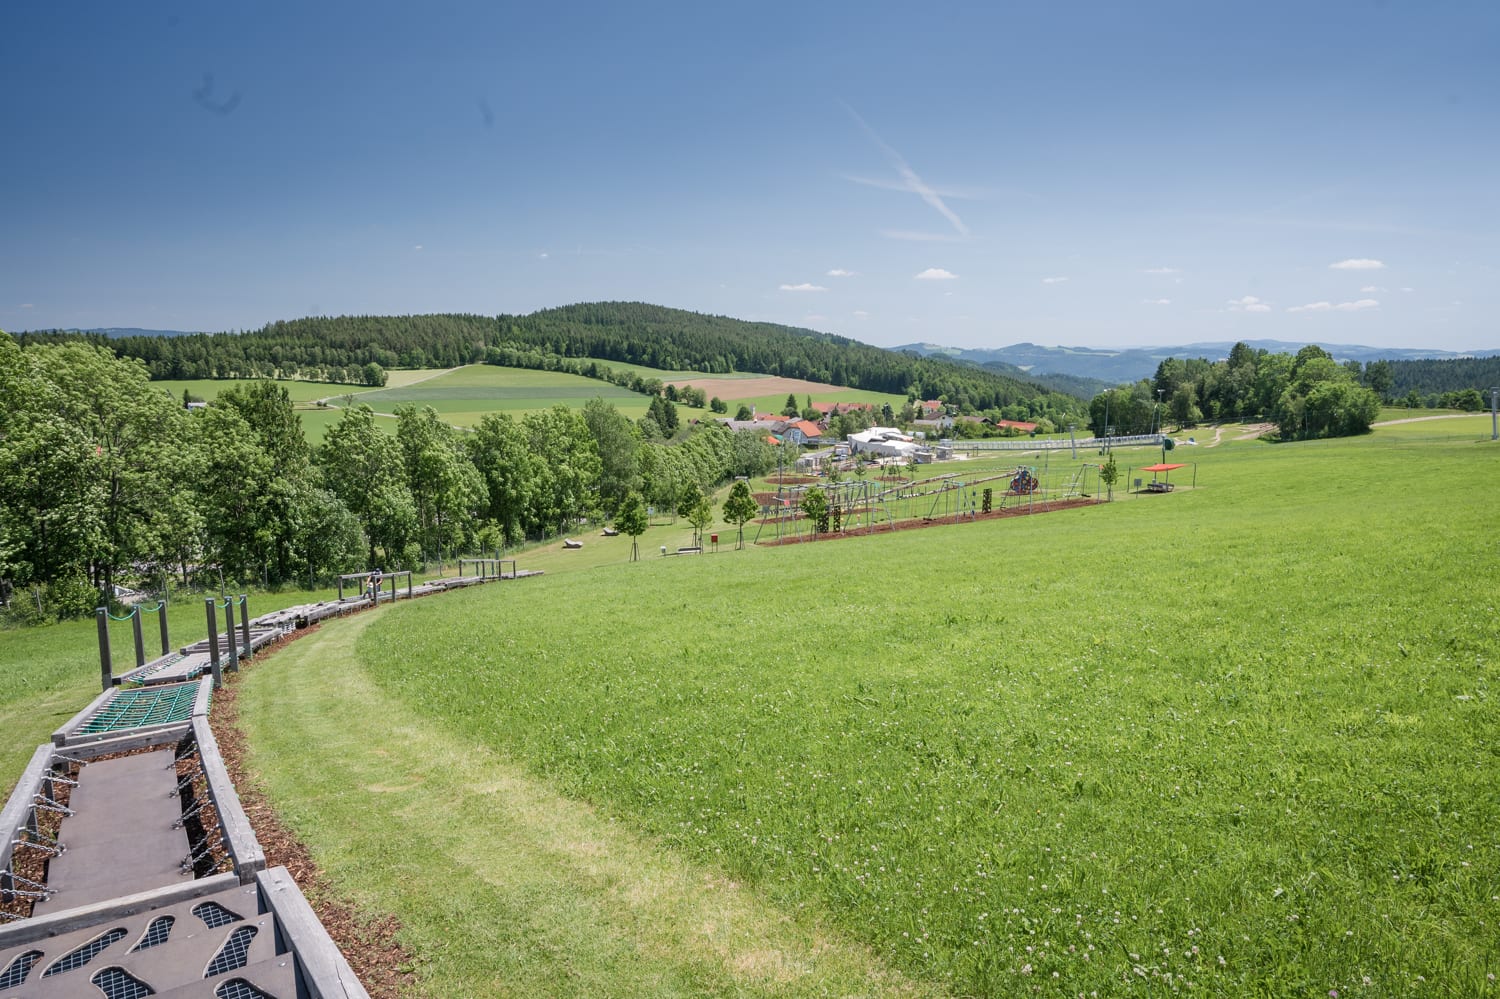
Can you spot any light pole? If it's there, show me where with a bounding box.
[1490,386,1498,441]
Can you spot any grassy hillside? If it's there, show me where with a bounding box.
[227,420,1498,996]
[6,419,1494,995]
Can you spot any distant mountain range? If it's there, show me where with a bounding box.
[893,339,1500,386]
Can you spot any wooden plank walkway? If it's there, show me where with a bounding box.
[30,750,191,915]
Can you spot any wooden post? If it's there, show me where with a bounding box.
[96,607,113,693]
[131,607,146,668]
[239,594,250,649]
[338,575,345,601]
[205,598,222,689]
[224,596,240,670]
[159,601,170,656]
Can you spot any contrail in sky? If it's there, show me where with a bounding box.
[841,101,969,238]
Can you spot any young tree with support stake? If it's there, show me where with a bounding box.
[800,487,830,536]
[687,495,714,549]
[722,481,757,549]
[616,492,648,561]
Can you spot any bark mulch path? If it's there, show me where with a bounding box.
[211,629,417,999]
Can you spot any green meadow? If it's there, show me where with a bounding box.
[5,418,1497,996]
[231,421,1499,997]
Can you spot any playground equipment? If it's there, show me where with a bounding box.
[1008,468,1039,495]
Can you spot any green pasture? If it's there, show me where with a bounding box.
[235,423,1499,996]
[5,421,1497,996]
[325,364,687,426]
[0,584,345,782]
[154,376,373,405]
[294,405,396,445]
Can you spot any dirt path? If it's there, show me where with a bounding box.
[1372,413,1477,427]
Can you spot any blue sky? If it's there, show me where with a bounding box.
[3,1,1496,351]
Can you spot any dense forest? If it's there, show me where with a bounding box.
[1088,343,1385,441]
[0,332,784,621]
[1383,355,1500,409]
[18,303,1090,424]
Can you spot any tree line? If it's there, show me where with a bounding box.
[18,302,1090,424]
[1089,343,1382,441]
[0,332,781,621]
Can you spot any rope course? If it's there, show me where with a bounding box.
[4,555,543,996]
[79,686,198,734]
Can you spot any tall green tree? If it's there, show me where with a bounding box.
[468,413,537,546]
[522,406,602,536]
[318,405,417,567]
[397,404,487,568]
[583,397,641,516]
[215,381,315,582]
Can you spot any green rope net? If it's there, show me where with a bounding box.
[79,685,197,734]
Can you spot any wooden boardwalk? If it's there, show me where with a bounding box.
[30,750,191,916]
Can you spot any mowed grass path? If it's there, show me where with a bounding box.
[297,428,1498,997]
[237,616,941,999]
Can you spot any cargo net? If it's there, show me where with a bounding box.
[1,731,232,922]
[80,683,199,734]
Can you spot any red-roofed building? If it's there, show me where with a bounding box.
[782,419,825,445]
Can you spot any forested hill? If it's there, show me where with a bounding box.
[22,303,1087,419]
[1386,355,1500,401]
[500,303,1079,414]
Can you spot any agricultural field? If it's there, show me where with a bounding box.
[665,372,909,419]
[340,364,667,426]
[218,420,1498,996]
[152,363,917,444]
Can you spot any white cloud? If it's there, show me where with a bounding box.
[779,283,827,292]
[1143,267,1181,275]
[1330,258,1385,270]
[1360,285,1386,293]
[803,314,828,324]
[1288,299,1380,313]
[1228,296,1271,313]
[20,303,34,308]
[413,245,424,251]
[914,268,958,281]
[852,310,870,319]
[826,268,857,277]
[1143,298,1172,306]
[1400,286,1415,293]
[1042,276,1069,285]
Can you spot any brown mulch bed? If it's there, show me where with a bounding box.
[211,629,416,999]
[758,496,1098,545]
